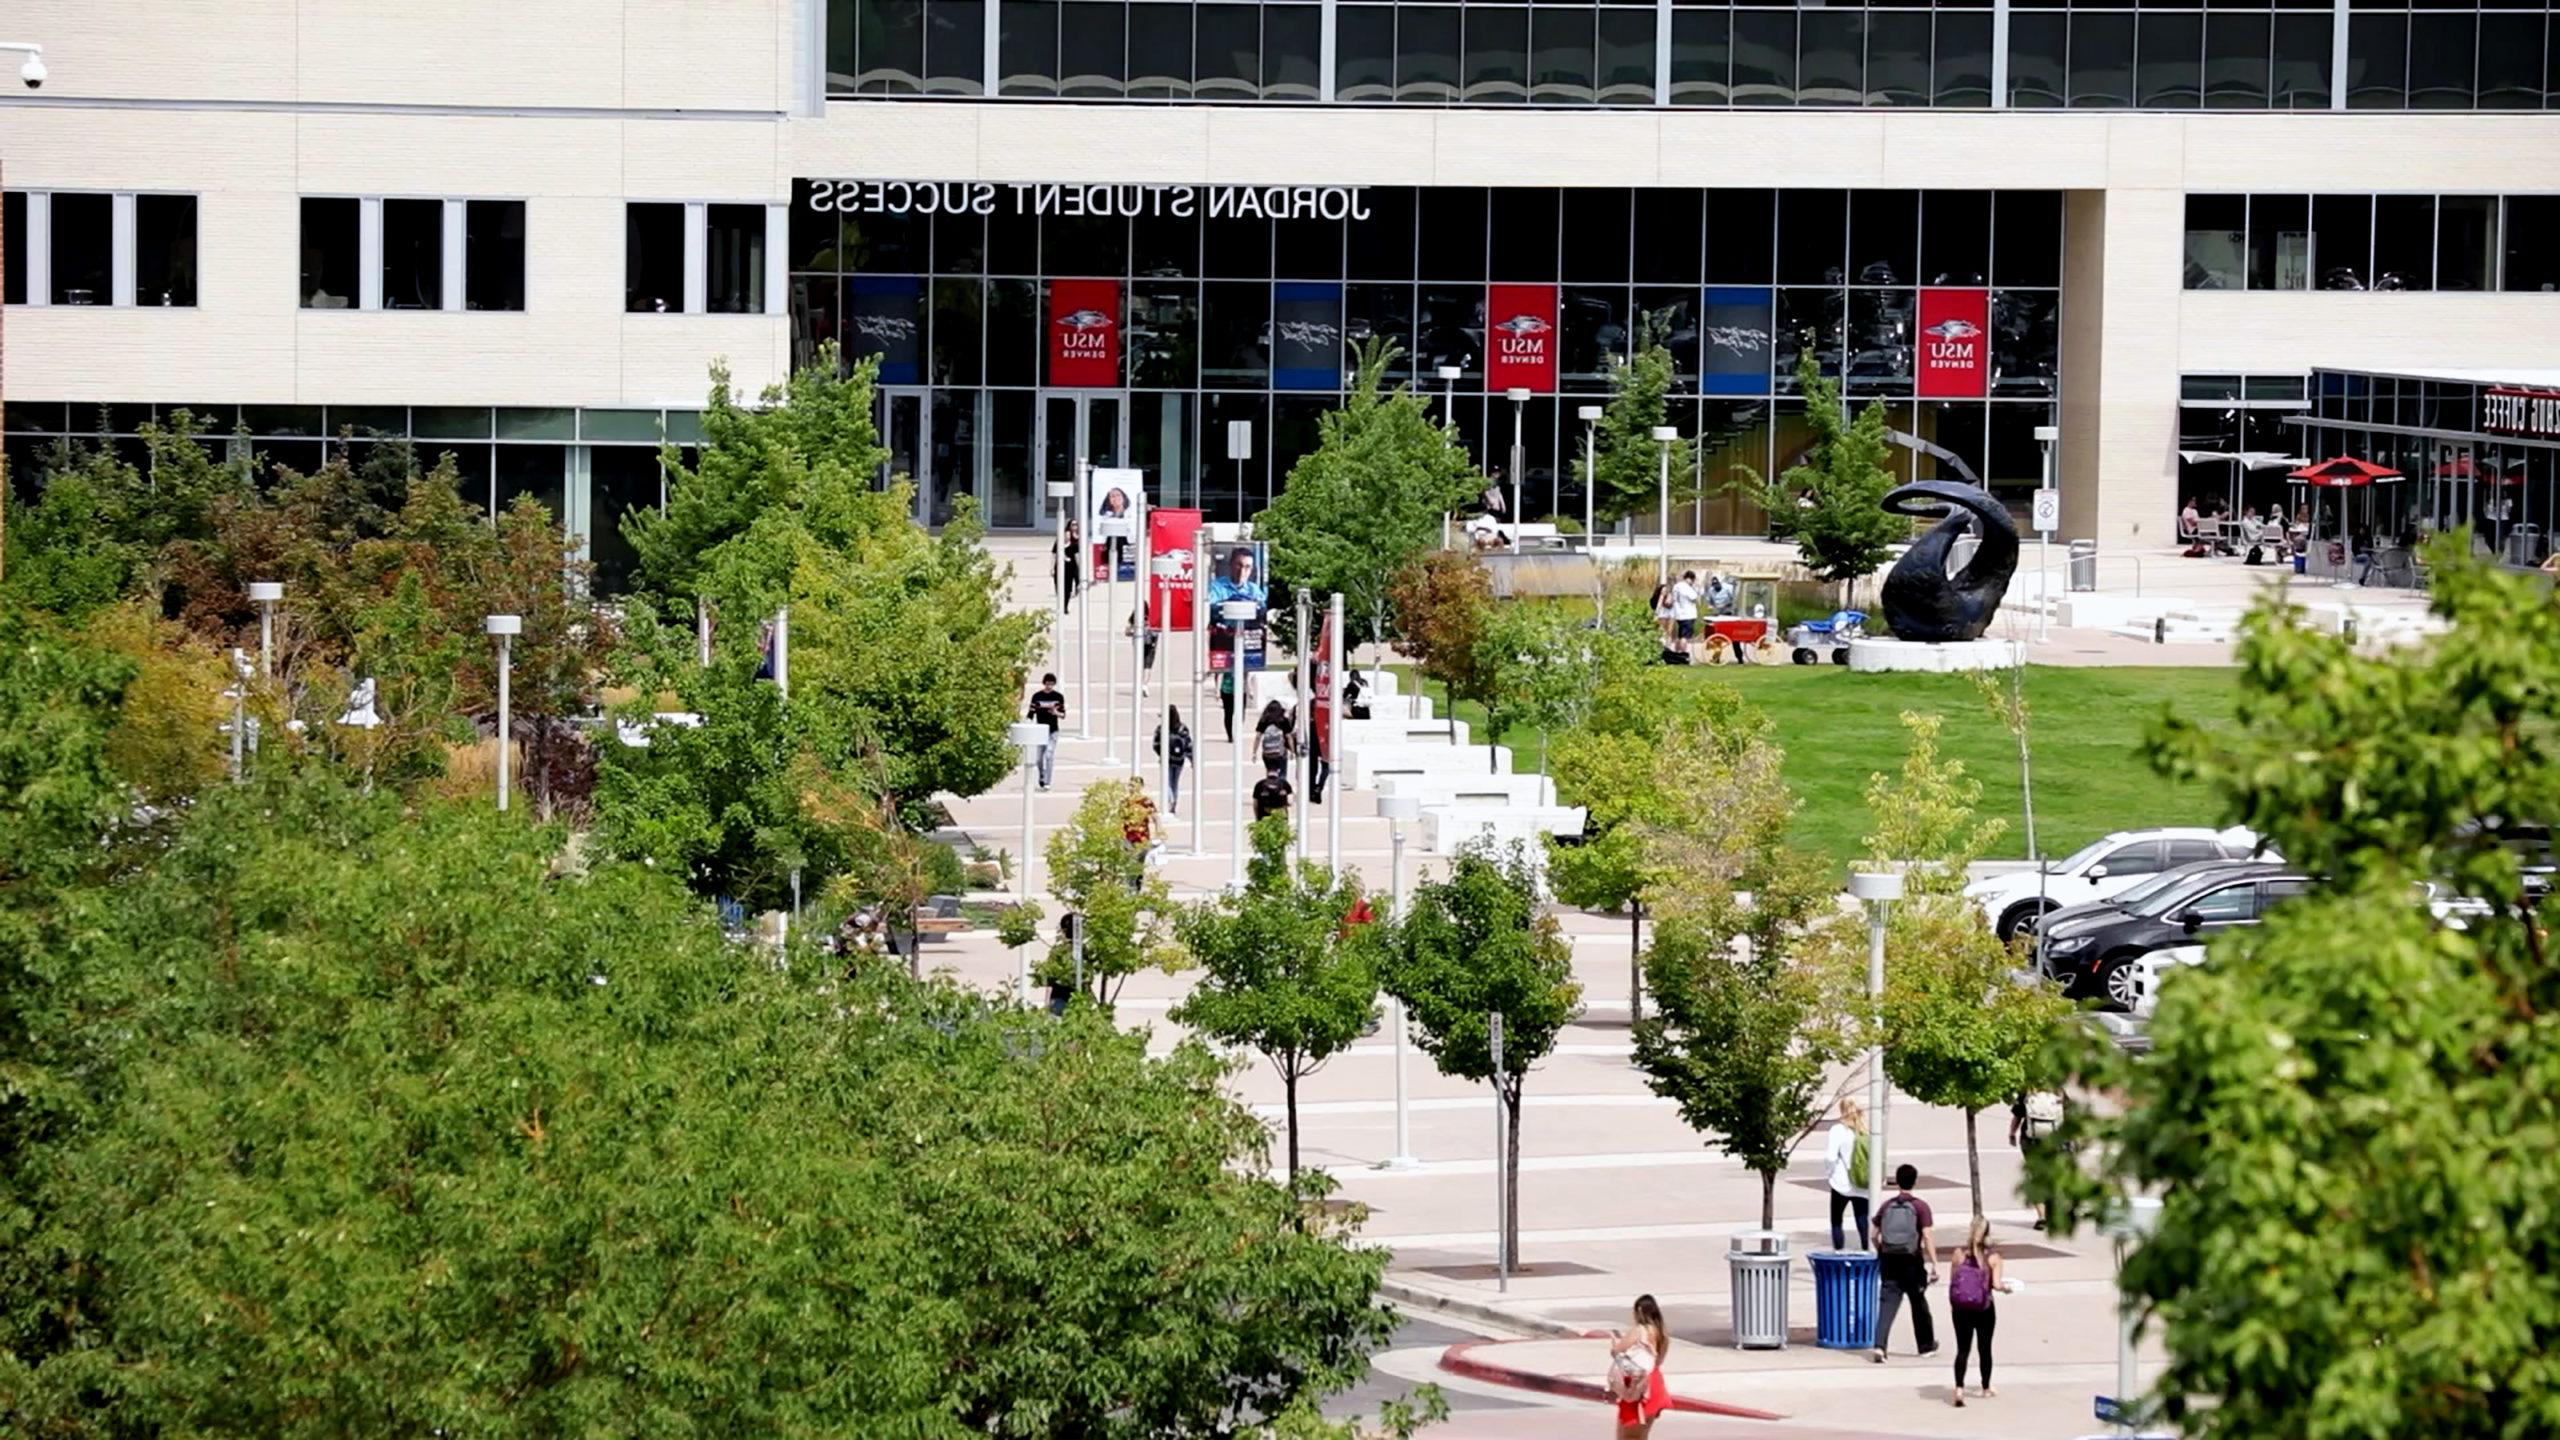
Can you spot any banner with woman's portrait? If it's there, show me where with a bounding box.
[1203,540,1268,671]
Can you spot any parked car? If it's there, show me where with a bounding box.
[2039,862,2306,1007]
[1964,827,2269,942]
[2126,945,2205,1019]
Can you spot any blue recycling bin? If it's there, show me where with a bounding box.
[1810,1250,1879,1350]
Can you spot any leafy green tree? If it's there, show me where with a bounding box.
[1386,550,1495,746]
[1478,598,1654,776]
[0,772,1418,1439]
[1631,719,1851,1229]
[1175,816,1384,1178]
[1742,349,1903,605]
[2026,543,2560,1440]
[1384,843,1583,1269]
[1257,338,1481,655]
[1043,777,1179,1007]
[1576,312,1698,527]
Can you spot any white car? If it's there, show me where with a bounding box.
[2127,945,2206,1018]
[1964,827,2270,943]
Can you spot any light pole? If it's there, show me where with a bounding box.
[1378,793,1422,1170]
[1008,719,1048,1006]
[1436,363,1462,418]
[772,607,789,698]
[486,614,522,813]
[1505,387,1530,553]
[1129,497,1151,778]
[227,648,248,782]
[1153,553,1182,805]
[1291,590,1311,863]
[2106,1194,2165,1431]
[1576,404,1603,551]
[248,581,283,677]
[1048,478,1076,666]
[1325,590,1344,874]
[1650,425,1679,586]
[1848,869,1903,1235]
[2033,423,2059,645]
[1223,598,1256,891]
[1077,457,1092,739]
[1191,551,1207,857]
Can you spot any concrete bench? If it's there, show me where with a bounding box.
[1376,772,1558,809]
[1421,804,1589,856]
[1345,743,1515,790]
[1340,717,1469,748]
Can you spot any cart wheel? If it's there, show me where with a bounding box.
[1831,648,1851,665]
[1792,648,1817,666]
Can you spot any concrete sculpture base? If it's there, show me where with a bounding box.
[1845,637,2024,673]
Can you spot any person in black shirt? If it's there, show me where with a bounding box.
[1252,769,1293,822]
[1027,673,1067,788]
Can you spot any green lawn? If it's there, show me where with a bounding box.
[1394,664,2244,868]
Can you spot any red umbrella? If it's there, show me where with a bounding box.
[2289,455,2403,486]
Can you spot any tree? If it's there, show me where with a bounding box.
[0,771,1419,1438]
[1383,843,1582,1270]
[1630,718,1851,1229]
[1386,550,1495,745]
[1257,338,1481,656]
[2023,543,2560,1440]
[1816,712,2066,1215]
[1576,312,1698,527]
[1741,349,1903,605]
[1475,597,1652,777]
[1043,777,1179,1008]
[1175,816,1384,1179]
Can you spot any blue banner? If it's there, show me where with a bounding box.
[1272,282,1345,392]
[1700,286,1773,397]
[847,275,923,385]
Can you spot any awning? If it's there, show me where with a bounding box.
[2178,449,2308,470]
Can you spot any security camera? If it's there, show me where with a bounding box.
[19,55,42,89]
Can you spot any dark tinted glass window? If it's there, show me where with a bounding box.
[2347,13,2404,109]
[1337,5,1394,100]
[706,203,768,314]
[2477,13,2545,110]
[381,197,444,310]
[1530,8,1596,104]
[2373,194,2434,291]
[1777,190,1845,284]
[2271,12,2330,108]
[1201,281,1267,388]
[1633,189,1704,284]
[2008,11,2067,107]
[1867,11,1930,107]
[1347,283,1415,370]
[1669,8,1732,104]
[932,276,983,383]
[464,199,525,312]
[1204,208,1270,277]
[1195,3,1258,97]
[1399,5,1460,101]
[2070,13,2134,108]
[934,206,986,272]
[625,202,683,313]
[1731,9,1795,105]
[999,0,1059,94]
[1923,190,1991,286]
[1776,287,1844,388]
[1046,211,1126,276]
[1990,290,2056,396]
[1490,188,1559,279]
[1265,5,1321,99]
[2204,12,2270,108]
[988,202,1037,273]
[986,277,1038,384]
[1562,188,1630,282]
[2438,195,2497,291]
[2137,11,2201,108]
[135,194,199,308]
[1993,191,2061,287]
[1060,1,1126,97]
[1798,9,1863,105]
[1127,4,1192,98]
[1850,190,1917,286]
[1464,7,1529,103]
[48,193,110,306]
[1347,187,1414,279]
[1128,281,1197,385]
[2406,12,2474,109]
[2504,197,2560,292]
[1274,207,1340,278]
[1706,188,1774,283]
[857,0,925,93]
[2183,193,2245,290]
[924,0,984,94]
[1561,285,1628,388]
[2248,193,2309,290]
[2312,195,2371,290]
[1417,187,1486,278]
[1845,289,1914,396]
[1934,11,1994,106]
[1597,8,1655,103]
[2,191,22,306]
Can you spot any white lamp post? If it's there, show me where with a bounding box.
[247,581,283,677]
[226,647,248,781]
[1223,598,1258,891]
[1378,793,1422,1170]
[485,614,522,813]
[1047,478,1076,666]
[1848,868,1903,1236]
[1153,553,1184,806]
[1505,387,1531,553]
[1008,719,1048,1005]
[2106,1194,2165,1428]
[2033,423,2059,645]
[1576,404,1603,550]
[1650,425,1680,585]
[1436,363,1462,418]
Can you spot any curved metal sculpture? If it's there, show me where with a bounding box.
[1878,481,2020,643]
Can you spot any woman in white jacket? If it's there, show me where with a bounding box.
[1825,1096,1871,1250]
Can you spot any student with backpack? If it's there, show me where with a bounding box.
[1605,1294,1670,1438]
[1944,1216,2013,1407]
[1252,768,1294,822]
[2010,1089,2067,1230]
[1153,705,1193,816]
[1823,1096,1872,1250]
[1254,699,1293,777]
[1868,1164,1938,1364]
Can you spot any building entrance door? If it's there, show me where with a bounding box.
[1038,390,1127,532]
[879,387,933,522]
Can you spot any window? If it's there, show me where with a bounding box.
[2478,13,2546,111]
[2183,882,2260,924]
[2007,12,2066,108]
[135,195,198,307]
[1596,9,1653,105]
[2405,12,2475,111]
[2505,197,2560,293]
[2069,13,2134,109]
[2270,13,2331,110]
[382,198,444,310]
[1337,6,1392,101]
[626,203,685,313]
[1866,11,1930,108]
[2347,13,2404,110]
[465,200,526,311]
[2165,839,2226,868]
[50,193,110,305]
[2437,195,2496,291]
[2248,194,2309,291]
[2311,195,2371,291]
[1463,7,1529,104]
[2204,13,2270,110]
[1669,9,1731,106]
[302,198,360,309]
[2373,195,2433,291]
[1399,6,1460,102]
[2100,841,2165,877]
[1530,7,1596,106]
[2136,11,2201,109]
[706,204,769,314]
[2184,194,2245,291]
[2,191,21,305]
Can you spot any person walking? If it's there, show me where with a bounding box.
[1650,580,1674,650]
[1302,699,1330,804]
[1026,673,1067,789]
[1668,570,1702,660]
[1823,1096,1872,1250]
[1254,699,1293,777]
[1869,1164,1938,1363]
[1608,1295,1671,1438]
[2011,1089,2066,1229]
[1055,519,1083,612]
[1945,1216,2012,1407]
[1218,668,1238,743]
[1252,766,1294,822]
[1154,704,1192,816]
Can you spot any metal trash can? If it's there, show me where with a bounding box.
[1726,1230,1791,1350]
[2067,538,2099,592]
[2509,525,2543,567]
[1809,1251,1879,1350]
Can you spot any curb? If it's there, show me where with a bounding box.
[1436,1339,1788,1422]
[1377,1279,1590,1340]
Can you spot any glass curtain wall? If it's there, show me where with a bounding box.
[787,181,2062,531]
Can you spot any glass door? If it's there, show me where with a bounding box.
[880,387,929,522]
[1037,390,1129,532]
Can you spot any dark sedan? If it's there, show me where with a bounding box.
[2038,861,2308,1007]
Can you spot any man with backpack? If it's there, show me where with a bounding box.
[2011,1089,2067,1230]
[1869,1163,1938,1364]
[1252,769,1293,823]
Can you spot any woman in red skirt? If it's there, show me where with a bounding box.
[1609,1294,1671,1437]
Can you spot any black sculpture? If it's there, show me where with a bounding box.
[1877,481,2020,643]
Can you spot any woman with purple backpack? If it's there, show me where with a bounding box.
[1946,1216,2014,1407]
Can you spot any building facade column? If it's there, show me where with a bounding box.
[2059,177,2184,553]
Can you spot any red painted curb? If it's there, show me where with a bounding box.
[1436,1339,1788,1422]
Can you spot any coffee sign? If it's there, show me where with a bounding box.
[2485,387,2560,441]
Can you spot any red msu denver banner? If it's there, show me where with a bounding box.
[1485,284,1558,393]
[1047,279,1122,387]
[1915,288,1990,398]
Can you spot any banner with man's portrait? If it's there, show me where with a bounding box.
[1203,540,1269,672]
